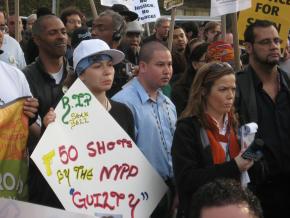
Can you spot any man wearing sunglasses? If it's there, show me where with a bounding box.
[236,20,290,218]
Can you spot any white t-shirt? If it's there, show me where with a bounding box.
[0,34,27,70]
[0,60,31,105]
[50,65,64,85]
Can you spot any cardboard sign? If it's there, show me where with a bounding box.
[164,0,184,11]
[0,198,96,218]
[31,79,167,218]
[210,0,251,17]
[238,0,290,47]
[101,0,161,24]
[0,98,29,200]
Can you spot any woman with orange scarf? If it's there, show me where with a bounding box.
[172,62,254,218]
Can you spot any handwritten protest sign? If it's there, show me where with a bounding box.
[210,0,251,17]
[164,0,184,11]
[0,198,96,218]
[134,0,160,24]
[238,0,290,48]
[0,97,29,200]
[101,0,160,24]
[31,79,167,218]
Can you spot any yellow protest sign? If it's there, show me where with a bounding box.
[238,0,290,47]
[0,98,29,200]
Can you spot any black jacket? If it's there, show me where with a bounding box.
[23,57,69,209]
[23,57,70,122]
[235,65,290,125]
[172,116,240,218]
[235,65,290,184]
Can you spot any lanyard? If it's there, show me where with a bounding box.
[150,99,174,157]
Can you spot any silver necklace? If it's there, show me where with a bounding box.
[150,99,175,156]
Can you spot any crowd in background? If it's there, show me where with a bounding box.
[1,4,290,218]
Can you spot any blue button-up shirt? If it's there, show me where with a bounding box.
[112,77,177,179]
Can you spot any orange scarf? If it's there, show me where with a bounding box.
[206,114,240,164]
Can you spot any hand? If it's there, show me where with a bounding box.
[43,108,56,127]
[234,152,254,172]
[23,97,38,118]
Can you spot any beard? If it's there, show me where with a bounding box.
[252,50,280,67]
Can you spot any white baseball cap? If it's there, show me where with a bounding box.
[73,39,125,72]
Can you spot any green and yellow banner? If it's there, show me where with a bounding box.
[0,98,29,200]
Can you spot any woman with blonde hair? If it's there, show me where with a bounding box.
[172,62,254,218]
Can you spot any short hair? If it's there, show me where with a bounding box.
[60,6,83,25]
[182,21,199,38]
[32,15,60,36]
[97,9,126,41]
[154,17,170,29]
[189,179,263,218]
[203,21,220,40]
[174,25,183,30]
[36,7,52,18]
[181,61,237,129]
[244,20,276,43]
[139,41,170,63]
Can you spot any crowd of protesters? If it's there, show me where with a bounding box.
[1,4,290,218]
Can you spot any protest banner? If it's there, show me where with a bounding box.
[164,0,184,11]
[210,0,251,17]
[0,97,29,200]
[0,198,96,218]
[31,79,168,218]
[101,0,160,24]
[238,0,290,47]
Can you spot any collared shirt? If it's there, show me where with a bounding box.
[112,77,177,179]
[251,67,290,174]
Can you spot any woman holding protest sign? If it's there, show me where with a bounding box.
[44,39,135,140]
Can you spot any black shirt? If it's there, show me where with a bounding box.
[109,99,135,141]
[251,69,290,175]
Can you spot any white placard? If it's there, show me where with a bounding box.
[101,0,133,9]
[101,0,161,24]
[31,78,167,218]
[0,198,96,218]
[210,0,251,17]
[133,0,160,24]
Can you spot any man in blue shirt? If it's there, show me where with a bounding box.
[113,41,177,218]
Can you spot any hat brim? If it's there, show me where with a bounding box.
[119,11,138,22]
[83,49,125,66]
